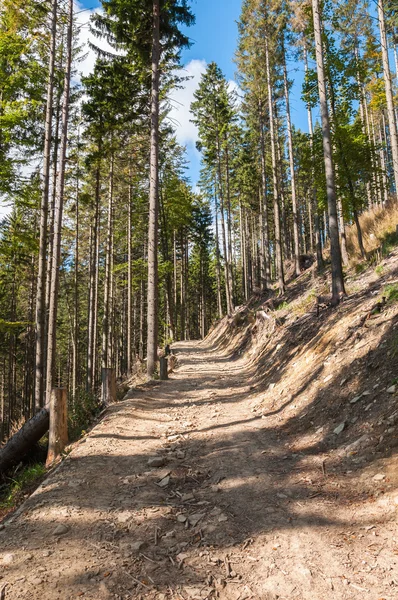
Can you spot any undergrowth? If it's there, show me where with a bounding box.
[383,282,398,305]
[68,390,102,441]
[0,462,47,516]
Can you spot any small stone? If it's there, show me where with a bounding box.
[362,390,371,396]
[350,396,362,404]
[42,550,52,557]
[387,385,396,394]
[218,514,228,522]
[188,513,205,527]
[148,456,166,468]
[130,541,145,553]
[182,493,195,502]
[157,475,170,488]
[177,552,190,562]
[334,422,345,435]
[324,375,333,383]
[177,514,187,523]
[340,378,347,386]
[2,553,14,565]
[53,524,69,536]
[373,473,386,481]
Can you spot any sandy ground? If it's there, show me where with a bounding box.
[1,337,398,600]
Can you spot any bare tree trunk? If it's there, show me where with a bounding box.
[265,37,285,295]
[72,149,79,404]
[283,45,300,277]
[378,0,398,197]
[379,115,390,205]
[214,194,223,317]
[259,104,271,289]
[87,160,100,393]
[304,46,323,270]
[312,0,345,303]
[337,198,349,265]
[127,165,133,374]
[147,0,160,377]
[45,0,73,405]
[225,143,235,307]
[102,155,114,369]
[35,0,58,411]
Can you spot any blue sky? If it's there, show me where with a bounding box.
[79,0,310,186]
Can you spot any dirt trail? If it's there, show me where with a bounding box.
[1,340,398,600]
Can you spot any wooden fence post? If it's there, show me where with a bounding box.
[102,368,116,406]
[46,388,68,466]
[160,357,168,380]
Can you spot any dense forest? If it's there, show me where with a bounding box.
[0,0,397,442]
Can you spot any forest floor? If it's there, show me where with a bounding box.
[2,256,398,599]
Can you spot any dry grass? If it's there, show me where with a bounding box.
[346,203,398,264]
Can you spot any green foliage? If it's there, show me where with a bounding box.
[0,463,46,511]
[354,262,367,274]
[375,264,384,276]
[68,391,101,441]
[383,283,398,305]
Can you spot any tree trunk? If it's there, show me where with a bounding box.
[304,46,323,270]
[87,160,100,393]
[46,388,68,466]
[102,154,114,369]
[72,134,80,404]
[45,0,73,404]
[312,0,345,303]
[0,409,49,474]
[265,37,285,295]
[35,0,58,411]
[147,0,160,377]
[283,44,300,277]
[378,0,398,197]
[259,104,271,289]
[214,194,223,317]
[127,165,133,374]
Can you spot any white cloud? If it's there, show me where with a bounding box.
[168,59,207,149]
[74,1,115,81]
[167,60,242,151]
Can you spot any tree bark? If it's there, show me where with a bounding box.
[283,45,300,277]
[35,0,58,411]
[102,154,114,369]
[214,193,223,318]
[45,0,73,403]
[0,409,49,474]
[312,0,345,303]
[378,0,398,197]
[147,0,160,377]
[259,103,271,289]
[265,37,285,295]
[127,165,133,374]
[46,388,68,466]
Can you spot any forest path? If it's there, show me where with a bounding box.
[1,340,398,600]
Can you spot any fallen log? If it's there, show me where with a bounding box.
[0,408,49,475]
